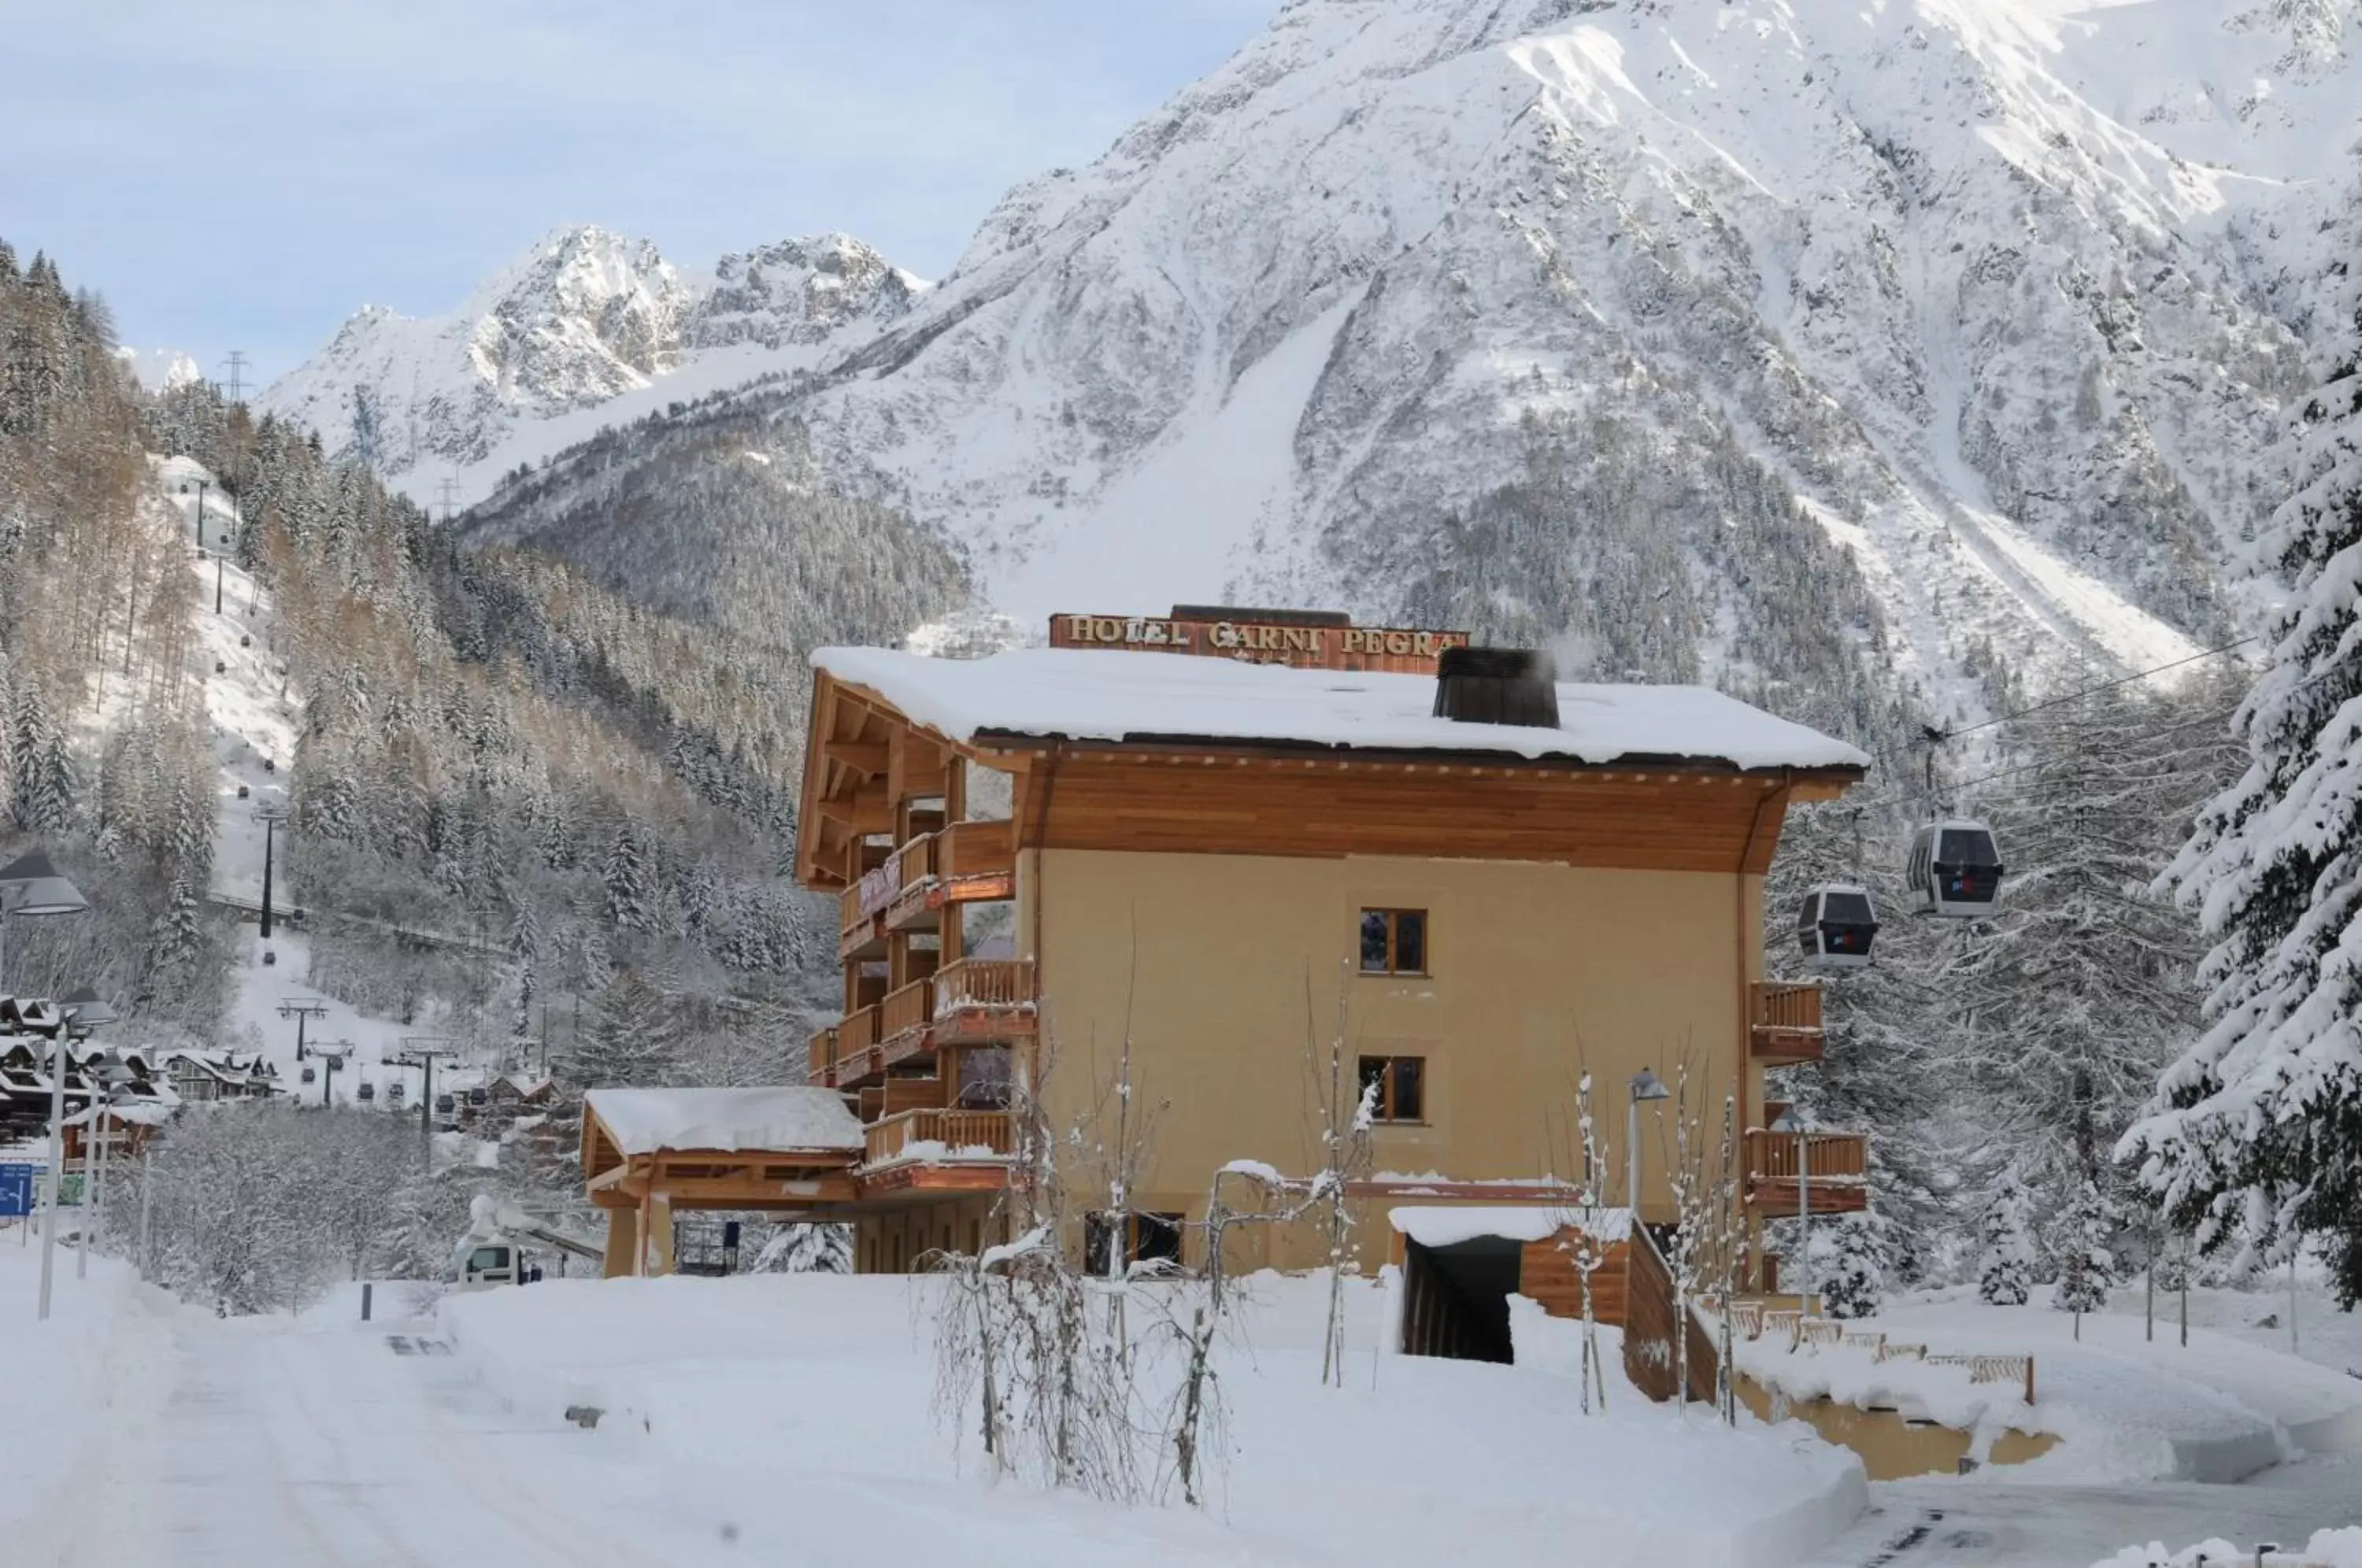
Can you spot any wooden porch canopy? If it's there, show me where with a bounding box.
[582,1087,865,1214]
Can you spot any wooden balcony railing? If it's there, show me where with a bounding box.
[935,957,1035,1014]
[876,977,938,1069]
[1746,1129,1869,1215]
[938,819,1014,883]
[838,882,866,937]
[833,1004,883,1085]
[883,820,1017,931]
[890,834,935,895]
[1749,982,1824,1064]
[805,1025,838,1087]
[856,863,899,922]
[863,1108,1016,1167]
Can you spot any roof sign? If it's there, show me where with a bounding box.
[1049,608,1470,674]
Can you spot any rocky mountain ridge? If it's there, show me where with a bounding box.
[261,224,924,483]
[283,0,2362,743]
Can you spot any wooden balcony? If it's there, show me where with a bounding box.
[833,1005,884,1087]
[1750,982,1824,1065]
[805,1025,839,1089]
[932,958,1037,1047]
[877,976,937,1070]
[883,820,1017,932]
[1746,1130,1868,1215]
[863,1108,1016,1167]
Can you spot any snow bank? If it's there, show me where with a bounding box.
[2093,1528,2362,1567]
[583,1085,863,1154]
[0,1240,159,1547]
[442,1269,1865,1567]
[1736,1292,2362,1483]
[813,645,1870,772]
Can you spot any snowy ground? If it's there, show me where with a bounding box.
[434,1270,1868,1568]
[15,1233,2362,1566]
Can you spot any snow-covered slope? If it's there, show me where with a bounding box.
[306,0,2361,727]
[261,225,924,494]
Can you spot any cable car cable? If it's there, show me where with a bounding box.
[1864,634,2258,769]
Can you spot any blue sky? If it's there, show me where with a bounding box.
[7,1,1279,387]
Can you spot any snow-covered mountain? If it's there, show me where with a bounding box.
[261,224,924,488]
[305,0,2362,732]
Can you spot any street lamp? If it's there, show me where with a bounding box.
[2,852,89,1326]
[1772,1108,1810,1308]
[1627,1068,1670,1218]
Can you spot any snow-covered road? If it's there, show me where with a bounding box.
[1795,1462,2362,1568]
[20,1292,744,1568]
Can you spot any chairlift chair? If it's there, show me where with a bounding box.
[1796,882,1879,970]
[1906,819,2005,918]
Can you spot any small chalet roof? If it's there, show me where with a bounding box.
[812,646,1868,775]
[584,1086,864,1156]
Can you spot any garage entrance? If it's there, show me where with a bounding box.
[1399,1235,1523,1363]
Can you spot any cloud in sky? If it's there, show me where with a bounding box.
[6,0,1279,386]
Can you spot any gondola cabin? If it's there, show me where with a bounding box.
[356,1080,376,1103]
[1796,883,1879,970]
[1906,819,2005,918]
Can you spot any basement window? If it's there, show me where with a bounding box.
[1359,908,1428,974]
[1358,1056,1427,1123]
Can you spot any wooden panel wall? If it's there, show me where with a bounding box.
[1520,1232,1631,1326]
[1029,756,1794,874]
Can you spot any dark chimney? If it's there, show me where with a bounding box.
[1433,647,1560,728]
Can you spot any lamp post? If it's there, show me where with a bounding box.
[1627,1068,1670,1219]
[1,852,90,1325]
[80,1048,132,1281]
[1772,1108,1810,1310]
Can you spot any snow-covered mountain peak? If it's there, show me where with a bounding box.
[262,223,918,493]
[689,233,927,350]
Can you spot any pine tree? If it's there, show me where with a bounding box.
[2126,194,2362,1303]
[561,971,682,1090]
[1977,1169,2038,1306]
[602,818,658,932]
[1814,1211,1886,1319]
[2052,1175,2116,1328]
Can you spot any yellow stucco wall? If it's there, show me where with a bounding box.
[1016,847,1766,1268]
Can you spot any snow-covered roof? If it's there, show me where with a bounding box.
[1389,1204,1634,1248]
[813,647,1867,773]
[585,1086,864,1156]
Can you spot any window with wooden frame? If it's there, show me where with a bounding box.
[1357,1055,1427,1123]
[1358,908,1428,974]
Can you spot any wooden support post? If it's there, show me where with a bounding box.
[603,1205,639,1280]
[651,1193,676,1278]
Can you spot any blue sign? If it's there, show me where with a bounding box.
[0,1163,37,1219]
